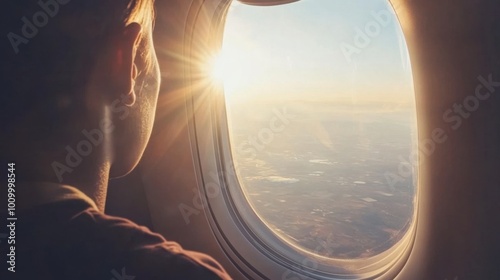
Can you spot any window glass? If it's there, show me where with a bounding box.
[217,0,417,259]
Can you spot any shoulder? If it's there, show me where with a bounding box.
[51,204,232,279]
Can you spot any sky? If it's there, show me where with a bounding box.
[216,0,414,105]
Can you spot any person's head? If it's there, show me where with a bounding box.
[1,0,160,184]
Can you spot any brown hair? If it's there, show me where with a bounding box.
[1,0,156,135]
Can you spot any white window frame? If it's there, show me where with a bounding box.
[184,0,418,278]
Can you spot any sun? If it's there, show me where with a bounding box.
[208,47,259,95]
[210,53,228,83]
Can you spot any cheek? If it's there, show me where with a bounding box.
[137,65,160,128]
[109,104,152,178]
[109,40,161,177]
[136,44,160,110]
[132,59,160,152]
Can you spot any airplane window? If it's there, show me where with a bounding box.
[215,0,417,259]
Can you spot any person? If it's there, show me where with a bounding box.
[0,0,232,279]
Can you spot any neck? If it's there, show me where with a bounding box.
[65,162,111,212]
[13,144,112,212]
[8,106,115,212]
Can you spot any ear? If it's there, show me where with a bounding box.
[110,22,142,106]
